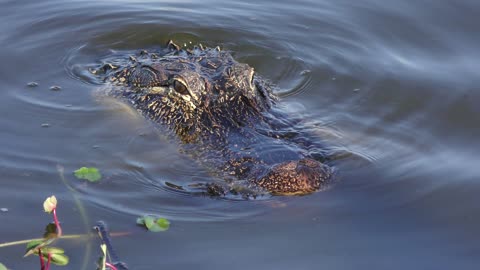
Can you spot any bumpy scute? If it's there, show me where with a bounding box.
[255,158,332,195]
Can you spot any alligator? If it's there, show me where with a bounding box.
[94,40,334,197]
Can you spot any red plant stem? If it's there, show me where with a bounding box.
[39,249,45,270]
[45,253,52,270]
[52,208,62,237]
[105,262,118,270]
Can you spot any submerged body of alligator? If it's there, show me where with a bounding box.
[94,41,334,196]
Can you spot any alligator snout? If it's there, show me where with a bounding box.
[255,158,333,195]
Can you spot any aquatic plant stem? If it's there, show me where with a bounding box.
[39,249,45,270]
[52,208,62,237]
[105,262,118,270]
[46,253,52,270]
[0,232,130,248]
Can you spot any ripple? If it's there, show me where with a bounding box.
[71,166,269,222]
[4,0,479,226]
[2,2,480,270]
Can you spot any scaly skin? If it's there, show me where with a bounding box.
[95,41,333,196]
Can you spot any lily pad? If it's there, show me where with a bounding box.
[137,215,170,232]
[43,195,57,213]
[74,167,102,182]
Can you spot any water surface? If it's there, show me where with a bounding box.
[1,0,480,269]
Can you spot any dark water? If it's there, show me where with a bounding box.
[1,0,480,269]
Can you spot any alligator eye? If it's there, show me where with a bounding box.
[173,80,189,95]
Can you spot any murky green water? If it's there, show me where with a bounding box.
[1,0,480,269]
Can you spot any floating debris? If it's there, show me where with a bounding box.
[0,208,8,212]
[50,85,62,91]
[27,82,38,87]
[41,123,50,128]
[353,88,360,92]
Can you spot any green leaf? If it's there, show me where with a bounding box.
[25,239,46,257]
[24,238,56,257]
[40,246,65,254]
[153,218,170,231]
[25,239,44,252]
[143,216,156,229]
[41,252,69,266]
[0,263,8,270]
[74,167,102,182]
[137,215,170,232]
[43,195,57,213]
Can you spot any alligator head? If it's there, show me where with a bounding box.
[96,40,333,196]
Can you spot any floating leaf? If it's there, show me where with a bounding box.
[143,216,155,229]
[137,215,170,232]
[74,167,102,182]
[0,263,7,270]
[43,195,57,213]
[152,218,170,232]
[40,252,69,266]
